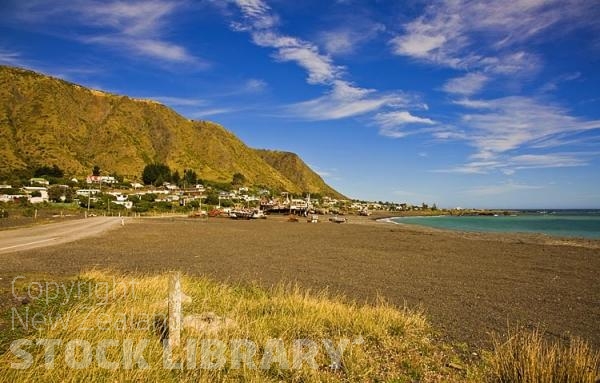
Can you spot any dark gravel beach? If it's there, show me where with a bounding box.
[1,215,599,350]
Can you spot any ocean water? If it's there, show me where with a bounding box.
[390,210,600,239]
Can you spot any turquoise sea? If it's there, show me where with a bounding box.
[390,210,600,239]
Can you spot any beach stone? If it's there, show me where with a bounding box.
[183,312,237,334]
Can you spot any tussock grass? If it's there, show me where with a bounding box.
[2,271,598,382]
[0,270,468,382]
[486,327,600,383]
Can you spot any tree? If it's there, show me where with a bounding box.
[92,165,101,176]
[183,169,198,186]
[172,170,181,186]
[34,164,64,178]
[48,185,75,203]
[232,172,246,187]
[142,163,171,185]
[204,192,219,206]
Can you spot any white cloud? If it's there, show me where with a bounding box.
[0,48,26,67]
[14,0,201,65]
[433,95,600,174]
[135,40,193,62]
[375,111,434,127]
[442,72,488,95]
[243,78,267,93]
[288,80,405,120]
[452,99,493,109]
[315,169,332,177]
[247,29,342,85]
[456,96,600,158]
[375,111,435,138]
[390,0,598,75]
[232,0,279,30]
[229,0,425,125]
[509,153,589,169]
[391,33,448,59]
[436,152,593,174]
[540,72,582,93]
[320,23,385,56]
[190,108,236,118]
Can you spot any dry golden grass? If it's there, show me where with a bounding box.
[0,270,471,382]
[2,271,598,382]
[486,327,600,383]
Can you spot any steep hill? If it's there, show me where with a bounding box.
[0,65,343,196]
[255,149,344,198]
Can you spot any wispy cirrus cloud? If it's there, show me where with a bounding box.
[442,72,488,96]
[437,152,592,175]
[458,96,600,159]
[433,95,600,174]
[308,163,339,179]
[390,0,598,75]
[0,48,27,67]
[228,0,429,136]
[12,0,203,66]
[189,108,238,118]
[539,72,582,93]
[375,111,435,138]
[0,47,105,83]
[243,78,268,93]
[247,28,343,85]
[287,80,408,120]
[319,22,385,56]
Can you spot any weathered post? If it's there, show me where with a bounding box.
[168,272,182,349]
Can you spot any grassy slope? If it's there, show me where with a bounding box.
[254,149,345,199]
[0,65,341,196]
[2,271,596,381]
[0,271,473,382]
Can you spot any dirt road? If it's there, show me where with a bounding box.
[0,217,123,254]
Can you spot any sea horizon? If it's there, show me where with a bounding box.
[389,210,600,239]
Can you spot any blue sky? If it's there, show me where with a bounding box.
[1,0,600,208]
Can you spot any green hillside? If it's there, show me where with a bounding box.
[255,149,344,198]
[0,65,342,196]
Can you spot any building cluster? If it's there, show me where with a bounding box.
[1,175,435,214]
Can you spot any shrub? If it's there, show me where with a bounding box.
[486,327,599,383]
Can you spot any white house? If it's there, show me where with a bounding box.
[162,182,178,191]
[29,178,49,186]
[112,200,133,209]
[86,175,116,184]
[23,187,49,203]
[76,189,101,197]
